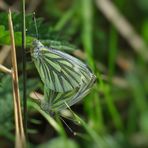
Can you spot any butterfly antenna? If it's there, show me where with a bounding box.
[33,12,39,39]
[59,116,77,136]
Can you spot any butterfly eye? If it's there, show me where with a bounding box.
[32,40,38,47]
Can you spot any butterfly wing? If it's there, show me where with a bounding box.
[31,40,93,92]
[42,87,78,113]
[42,74,96,113]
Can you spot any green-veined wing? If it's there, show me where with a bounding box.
[31,40,94,93]
[40,74,96,113]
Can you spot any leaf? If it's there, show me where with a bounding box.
[0,74,14,134]
[0,25,34,47]
[0,12,77,52]
[37,137,79,148]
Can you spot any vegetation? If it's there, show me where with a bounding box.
[0,0,148,147]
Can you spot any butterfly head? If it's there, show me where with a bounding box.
[31,40,44,58]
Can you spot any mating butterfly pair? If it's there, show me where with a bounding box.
[31,40,96,114]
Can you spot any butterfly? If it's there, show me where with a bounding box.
[31,40,96,114]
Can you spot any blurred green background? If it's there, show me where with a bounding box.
[0,0,148,147]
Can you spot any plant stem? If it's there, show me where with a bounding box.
[108,26,118,81]
[8,9,26,148]
[21,0,27,135]
[0,64,12,74]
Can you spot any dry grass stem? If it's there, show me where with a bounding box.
[0,46,11,64]
[8,9,26,148]
[0,64,12,74]
[96,0,148,60]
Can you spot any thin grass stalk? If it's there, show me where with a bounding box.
[12,71,21,148]
[81,0,104,132]
[95,0,148,61]
[81,0,94,68]
[21,0,27,135]
[8,9,26,148]
[54,4,75,31]
[0,64,12,74]
[108,26,118,81]
[29,101,66,138]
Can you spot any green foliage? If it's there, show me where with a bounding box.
[1,0,148,147]
[0,74,14,140]
[0,12,77,51]
[0,74,39,142]
[37,137,79,148]
[0,25,33,47]
[142,20,148,42]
